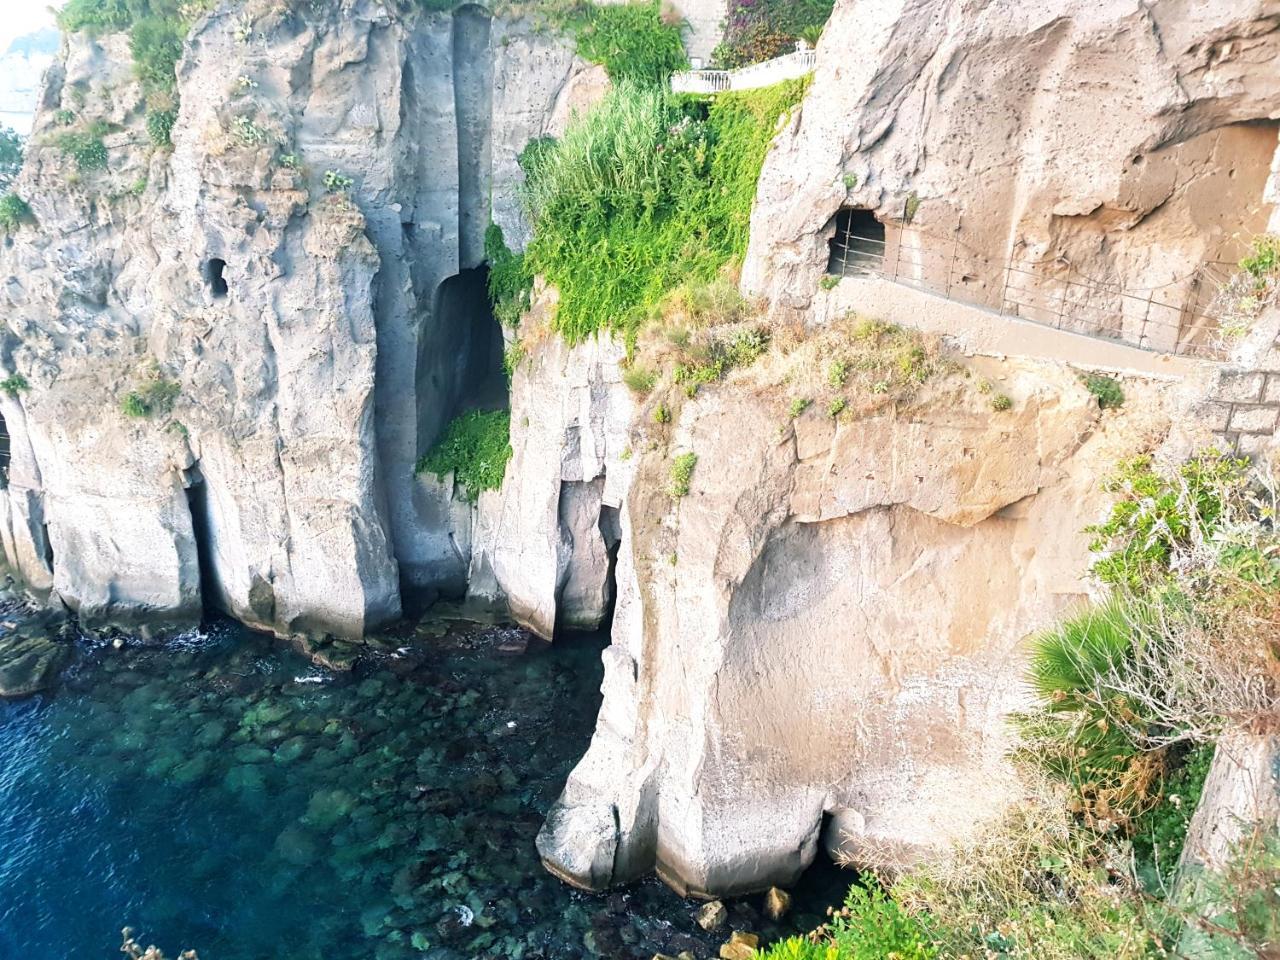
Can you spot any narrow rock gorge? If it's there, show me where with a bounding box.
[1,0,1278,955]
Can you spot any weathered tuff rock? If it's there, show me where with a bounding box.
[0,632,72,697]
[744,0,1280,353]
[536,341,1180,895]
[0,2,595,636]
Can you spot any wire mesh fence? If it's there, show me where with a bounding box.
[827,211,1238,361]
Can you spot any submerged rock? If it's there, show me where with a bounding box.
[696,901,728,932]
[0,633,72,698]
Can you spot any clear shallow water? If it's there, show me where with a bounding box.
[0,615,841,959]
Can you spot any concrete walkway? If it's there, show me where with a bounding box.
[820,275,1214,380]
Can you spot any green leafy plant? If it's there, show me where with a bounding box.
[827,396,846,417]
[502,341,526,382]
[903,191,920,223]
[574,1,687,84]
[121,374,180,419]
[714,0,834,68]
[789,397,812,418]
[1084,374,1125,410]
[54,109,77,127]
[323,169,354,193]
[58,0,132,32]
[1240,234,1279,284]
[1130,742,1213,890]
[842,173,858,190]
[0,193,31,233]
[669,451,697,497]
[653,402,671,424]
[0,125,22,191]
[415,410,512,502]
[522,78,806,346]
[484,224,533,328]
[1086,451,1250,587]
[990,393,1012,411]
[233,116,273,148]
[820,274,840,290]
[146,108,176,147]
[0,374,29,396]
[827,358,848,388]
[56,124,109,171]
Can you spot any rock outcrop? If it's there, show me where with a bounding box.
[535,350,1180,895]
[744,0,1280,354]
[0,1,595,636]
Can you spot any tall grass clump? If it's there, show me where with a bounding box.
[523,78,806,345]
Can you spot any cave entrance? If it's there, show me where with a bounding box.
[416,265,508,460]
[827,208,885,277]
[205,258,228,298]
[0,411,9,488]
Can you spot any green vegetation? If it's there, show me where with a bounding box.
[522,78,807,345]
[826,396,845,417]
[759,884,936,960]
[1083,373,1124,409]
[623,364,658,394]
[56,123,109,171]
[668,451,696,497]
[415,410,512,502]
[146,108,176,147]
[1086,451,1251,587]
[484,224,533,328]
[323,169,354,193]
[714,0,834,68]
[652,402,671,424]
[502,341,526,383]
[990,392,1012,411]
[0,374,29,396]
[1240,233,1279,283]
[788,397,811,418]
[819,274,840,290]
[0,193,31,233]
[121,373,180,419]
[574,0,686,84]
[827,358,848,388]
[0,126,24,191]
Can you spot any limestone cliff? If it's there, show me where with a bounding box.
[0,0,593,636]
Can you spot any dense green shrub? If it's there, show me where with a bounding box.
[146,109,176,147]
[575,1,687,84]
[0,374,29,396]
[121,375,180,418]
[715,0,834,68]
[1084,373,1125,409]
[416,410,512,501]
[130,15,184,93]
[0,126,23,191]
[758,884,936,960]
[1087,451,1250,587]
[55,125,109,170]
[1131,742,1214,890]
[669,452,696,496]
[1240,233,1279,284]
[523,78,805,345]
[484,224,533,328]
[58,0,133,32]
[0,193,31,233]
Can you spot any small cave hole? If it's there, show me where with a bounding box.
[205,258,229,298]
[827,208,885,276]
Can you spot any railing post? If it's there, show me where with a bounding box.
[999,257,1013,316]
[1138,290,1154,348]
[944,225,960,299]
[1056,262,1072,330]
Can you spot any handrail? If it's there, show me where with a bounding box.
[671,48,817,94]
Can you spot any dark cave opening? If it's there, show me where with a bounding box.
[415,265,507,460]
[0,411,9,488]
[827,208,885,276]
[184,470,225,621]
[205,258,229,298]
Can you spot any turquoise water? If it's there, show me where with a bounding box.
[0,615,839,958]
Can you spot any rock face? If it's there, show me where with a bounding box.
[537,350,1180,895]
[0,1,595,636]
[744,0,1280,354]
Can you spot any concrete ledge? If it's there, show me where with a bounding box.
[819,275,1214,381]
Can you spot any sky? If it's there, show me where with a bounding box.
[0,2,60,57]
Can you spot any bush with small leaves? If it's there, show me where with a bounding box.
[827,358,848,388]
[54,109,77,126]
[56,126,109,171]
[820,274,840,290]
[1083,374,1124,409]
[0,374,29,396]
[121,373,180,419]
[990,393,1012,411]
[669,452,697,497]
[0,193,31,233]
[827,396,846,417]
[789,397,812,418]
[415,409,512,502]
[653,403,671,424]
[323,169,354,193]
[146,109,176,147]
